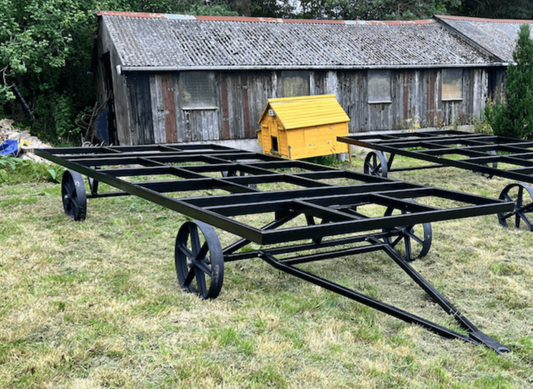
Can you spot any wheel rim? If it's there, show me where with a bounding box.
[61,170,87,221]
[175,220,224,299]
[498,183,533,231]
[364,151,388,178]
[383,204,432,262]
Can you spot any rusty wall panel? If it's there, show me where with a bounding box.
[242,86,252,138]
[427,71,435,126]
[161,74,178,143]
[403,72,409,127]
[149,74,165,143]
[220,76,230,140]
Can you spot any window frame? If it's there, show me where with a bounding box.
[179,71,218,110]
[441,68,463,101]
[367,70,392,104]
[281,70,310,97]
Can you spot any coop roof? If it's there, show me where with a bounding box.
[436,15,533,63]
[98,11,501,71]
[259,95,350,130]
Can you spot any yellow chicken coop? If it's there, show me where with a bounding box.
[257,95,350,159]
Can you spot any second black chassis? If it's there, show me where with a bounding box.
[339,129,533,230]
[36,144,514,353]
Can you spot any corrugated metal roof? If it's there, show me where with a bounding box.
[99,12,498,70]
[260,95,350,130]
[437,15,533,62]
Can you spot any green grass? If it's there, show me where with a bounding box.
[0,155,532,388]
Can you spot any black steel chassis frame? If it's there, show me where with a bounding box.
[36,143,514,353]
[339,130,533,230]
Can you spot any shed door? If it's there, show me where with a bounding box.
[161,75,178,143]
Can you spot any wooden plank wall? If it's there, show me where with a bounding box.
[95,22,131,144]
[122,67,506,145]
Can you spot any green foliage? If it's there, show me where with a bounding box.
[490,24,533,140]
[472,102,493,135]
[297,0,461,20]
[461,0,533,19]
[0,155,22,170]
[0,0,236,144]
[0,157,63,185]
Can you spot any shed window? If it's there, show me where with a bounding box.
[180,71,217,109]
[442,69,463,100]
[368,70,391,103]
[282,71,310,97]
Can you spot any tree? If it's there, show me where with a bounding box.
[490,24,533,140]
[0,0,236,143]
[296,0,461,21]
[460,0,533,20]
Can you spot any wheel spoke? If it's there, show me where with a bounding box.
[405,229,424,245]
[390,234,403,248]
[184,268,196,286]
[502,193,513,202]
[195,259,213,277]
[383,203,431,262]
[178,245,194,259]
[195,267,207,297]
[521,214,533,230]
[197,242,209,261]
[404,237,413,261]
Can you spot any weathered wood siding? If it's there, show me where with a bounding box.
[95,21,131,144]
[110,67,507,145]
[126,72,154,144]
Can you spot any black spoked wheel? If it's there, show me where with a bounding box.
[383,203,432,262]
[364,151,388,178]
[472,150,498,179]
[175,220,224,299]
[61,170,87,221]
[498,183,533,231]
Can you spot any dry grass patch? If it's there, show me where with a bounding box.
[1,156,532,388]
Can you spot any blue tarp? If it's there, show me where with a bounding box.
[0,139,18,157]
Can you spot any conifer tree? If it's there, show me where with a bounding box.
[491,24,533,139]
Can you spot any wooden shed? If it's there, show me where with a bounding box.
[93,12,527,148]
[258,95,349,159]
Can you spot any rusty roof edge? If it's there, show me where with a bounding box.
[120,63,509,72]
[434,15,506,63]
[96,10,437,25]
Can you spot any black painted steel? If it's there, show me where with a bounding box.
[383,202,433,262]
[36,143,515,352]
[338,130,533,233]
[61,170,87,221]
[175,220,224,299]
[498,182,533,230]
[338,130,533,182]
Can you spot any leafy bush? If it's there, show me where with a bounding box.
[0,0,237,145]
[489,24,533,140]
[0,156,63,185]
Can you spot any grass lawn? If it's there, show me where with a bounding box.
[1,153,532,388]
